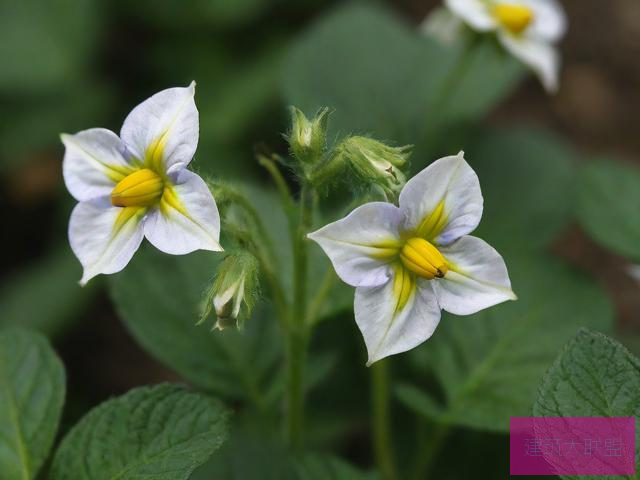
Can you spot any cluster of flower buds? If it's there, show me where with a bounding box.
[200,251,260,331]
[288,108,411,197]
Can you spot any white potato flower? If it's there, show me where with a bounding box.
[308,152,516,365]
[440,0,567,92]
[62,82,222,285]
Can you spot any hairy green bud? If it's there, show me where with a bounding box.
[287,106,330,165]
[338,136,411,194]
[199,251,260,331]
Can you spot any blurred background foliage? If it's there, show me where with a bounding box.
[1,0,640,478]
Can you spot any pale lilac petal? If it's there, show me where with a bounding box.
[307,202,405,288]
[445,0,497,31]
[356,277,441,366]
[433,235,516,315]
[69,200,145,285]
[143,169,222,255]
[62,129,135,202]
[399,152,483,245]
[120,82,198,173]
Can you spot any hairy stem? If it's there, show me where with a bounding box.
[372,361,398,480]
[286,183,313,451]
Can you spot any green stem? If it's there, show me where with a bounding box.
[258,153,296,218]
[372,361,398,480]
[305,267,337,327]
[286,183,313,452]
[423,33,480,144]
[410,423,450,480]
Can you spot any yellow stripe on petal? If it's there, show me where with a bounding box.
[113,206,145,234]
[392,264,415,313]
[416,200,448,241]
[144,132,169,173]
[160,184,189,217]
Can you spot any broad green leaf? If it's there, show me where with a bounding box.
[407,253,613,431]
[533,330,640,479]
[395,383,444,420]
[0,328,65,480]
[193,419,376,480]
[293,453,378,480]
[468,127,577,252]
[282,3,522,153]
[109,246,280,405]
[50,384,230,480]
[0,247,98,336]
[576,160,640,262]
[0,0,98,93]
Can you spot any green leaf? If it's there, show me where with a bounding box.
[109,246,280,405]
[193,421,376,480]
[395,383,444,421]
[533,329,640,479]
[576,160,640,262]
[0,328,65,480]
[50,384,230,480]
[293,453,378,480]
[468,127,577,252]
[0,247,98,336]
[407,253,613,431]
[282,3,522,152]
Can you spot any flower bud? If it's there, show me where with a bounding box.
[338,136,410,194]
[199,251,260,331]
[288,107,329,164]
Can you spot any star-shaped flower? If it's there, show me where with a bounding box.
[308,152,516,365]
[442,0,567,92]
[62,82,222,285]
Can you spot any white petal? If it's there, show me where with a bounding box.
[143,169,222,255]
[421,7,465,46]
[399,152,483,245]
[120,82,198,173]
[69,200,145,286]
[307,202,405,288]
[527,0,567,42]
[433,235,516,315]
[61,129,135,202]
[356,278,441,366]
[444,0,497,31]
[498,31,560,93]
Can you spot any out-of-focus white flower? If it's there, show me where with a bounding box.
[627,264,640,284]
[308,152,516,365]
[435,0,567,92]
[62,82,222,285]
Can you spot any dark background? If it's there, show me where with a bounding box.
[0,0,638,477]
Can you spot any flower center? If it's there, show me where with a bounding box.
[399,237,448,280]
[111,168,164,207]
[493,3,534,34]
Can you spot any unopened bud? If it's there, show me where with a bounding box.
[288,107,329,164]
[199,251,260,331]
[338,136,410,194]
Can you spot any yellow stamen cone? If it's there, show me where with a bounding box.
[111,168,164,207]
